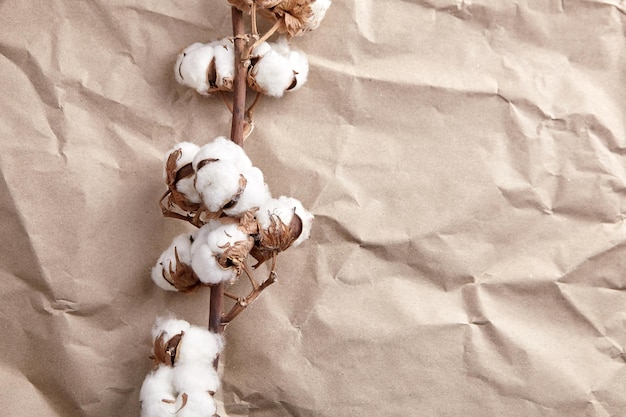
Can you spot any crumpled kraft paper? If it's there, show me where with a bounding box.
[1,0,626,416]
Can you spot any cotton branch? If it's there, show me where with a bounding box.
[208,5,248,364]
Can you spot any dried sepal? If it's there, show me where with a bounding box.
[174,393,189,413]
[239,208,260,235]
[164,149,202,213]
[163,247,204,293]
[257,0,315,37]
[151,331,184,368]
[215,235,255,275]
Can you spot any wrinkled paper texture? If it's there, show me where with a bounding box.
[2,0,626,416]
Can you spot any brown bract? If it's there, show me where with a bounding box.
[161,247,204,293]
[250,210,303,267]
[164,149,201,213]
[150,331,184,369]
[239,208,260,235]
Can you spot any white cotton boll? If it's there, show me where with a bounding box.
[258,196,314,247]
[140,366,176,417]
[223,166,272,217]
[151,233,194,292]
[190,242,237,284]
[173,363,220,394]
[175,42,215,95]
[212,39,235,89]
[287,49,309,91]
[175,391,216,417]
[177,326,224,365]
[151,317,191,342]
[206,223,250,254]
[268,38,308,92]
[193,136,252,172]
[190,221,241,284]
[194,160,242,212]
[251,49,295,97]
[306,0,332,31]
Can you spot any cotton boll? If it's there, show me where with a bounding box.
[306,0,332,31]
[278,196,314,247]
[258,196,314,247]
[176,326,224,365]
[152,317,191,343]
[190,242,237,284]
[140,366,176,417]
[173,363,220,394]
[223,166,272,217]
[151,233,194,292]
[193,136,252,172]
[190,220,237,284]
[250,49,295,97]
[212,39,235,90]
[175,42,215,95]
[268,38,308,92]
[194,160,242,212]
[175,391,216,417]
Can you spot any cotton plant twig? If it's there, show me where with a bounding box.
[229,6,248,147]
[221,252,277,325]
[247,18,281,56]
[208,6,248,368]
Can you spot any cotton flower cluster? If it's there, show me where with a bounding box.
[175,37,307,98]
[229,0,332,36]
[140,317,224,417]
[154,136,314,292]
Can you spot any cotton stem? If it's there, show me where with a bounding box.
[220,253,278,325]
[208,6,248,377]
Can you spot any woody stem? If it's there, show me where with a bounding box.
[220,263,278,325]
[208,6,248,371]
[230,7,247,147]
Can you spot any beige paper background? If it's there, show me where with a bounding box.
[2,0,626,416]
